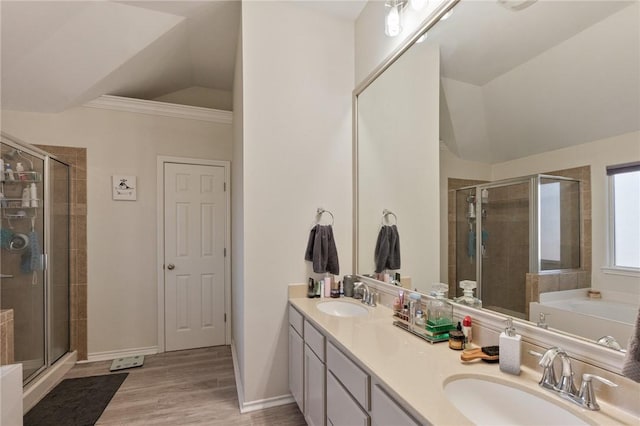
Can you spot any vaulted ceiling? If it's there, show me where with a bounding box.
[433,0,640,163]
[0,1,366,113]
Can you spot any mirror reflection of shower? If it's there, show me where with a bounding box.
[454,174,581,320]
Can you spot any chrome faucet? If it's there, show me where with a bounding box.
[596,335,623,351]
[529,347,617,410]
[354,282,377,307]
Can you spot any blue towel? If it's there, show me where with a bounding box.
[20,231,42,273]
[468,230,475,258]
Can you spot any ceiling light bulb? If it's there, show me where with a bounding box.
[385,5,402,37]
[410,0,427,11]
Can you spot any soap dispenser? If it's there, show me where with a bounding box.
[499,317,521,375]
[454,280,482,308]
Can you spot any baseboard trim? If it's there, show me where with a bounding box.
[241,394,296,414]
[230,340,295,414]
[23,351,77,413]
[230,340,245,411]
[82,346,158,363]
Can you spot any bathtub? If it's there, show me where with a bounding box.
[1,363,23,426]
[529,289,637,350]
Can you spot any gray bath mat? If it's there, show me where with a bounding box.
[24,373,128,426]
[109,355,144,371]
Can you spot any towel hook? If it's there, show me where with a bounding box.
[381,209,398,225]
[316,208,334,226]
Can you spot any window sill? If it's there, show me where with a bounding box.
[601,266,640,278]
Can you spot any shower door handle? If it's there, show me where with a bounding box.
[0,274,14,279]
[166,264,175,270]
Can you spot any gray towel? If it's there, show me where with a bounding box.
[374,225,401,273]
[305,225,339,275]
[622,307,640,382]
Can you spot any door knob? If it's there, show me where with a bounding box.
[167,264,175,270]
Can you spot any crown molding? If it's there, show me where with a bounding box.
[84,95,232,124]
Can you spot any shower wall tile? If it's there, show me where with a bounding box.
[36,144,88,361]
[538,274,560,293]
[559,272,578,290]
[0,309,14,365]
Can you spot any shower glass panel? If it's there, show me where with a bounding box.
[480,181,530,319]
[0,145,46,380]
[539,177,580,271]
[453,174,581,321]
[49,158,70,364]
[455,189,478,298]
[0,134,70,385]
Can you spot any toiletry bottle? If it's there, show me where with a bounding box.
[30,183,38,207]
[408,293,421,325]
[5,164,14,181]
[307,278,316,298]
[21,186,30,207]
[0,158,4,181]
[462,316,472,348]
[319,281,325,299]
[0,192,6,208]
[499,317,521,375]
[15,162,25,181]
[454,280,482,308]
[324,276,332,298]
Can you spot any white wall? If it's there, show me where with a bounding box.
[358,41,440,291]
[355,0,448,84]
[1,106,232,355]
[238,1,353,404]
[231,21,245,387]
[491,131,640,297]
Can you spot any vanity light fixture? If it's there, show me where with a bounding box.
[385,0,408,37]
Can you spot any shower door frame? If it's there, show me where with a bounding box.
[458,173,582,303]
[1,134,71,385]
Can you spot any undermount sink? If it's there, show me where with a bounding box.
[316,301,368,317]
[444,377,590,426]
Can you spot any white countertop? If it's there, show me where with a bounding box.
[290,296,637,426]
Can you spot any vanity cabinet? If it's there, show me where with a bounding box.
[371,383,420,426]
[288,326,304,412]
[327,371,369,426]
[288,306,304,412]
[304,320,326,426]
[289,302,425,426]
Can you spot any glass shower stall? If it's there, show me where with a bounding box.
[454,175,581,319]
[0,133,70,384]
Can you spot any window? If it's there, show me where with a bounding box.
[607,162,640,270]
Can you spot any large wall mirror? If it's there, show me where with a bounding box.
[355,0,639,355]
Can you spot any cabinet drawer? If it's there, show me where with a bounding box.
[327,342,369,409]
[371,384,420,426]
[289,305,304,336]
[304,320,325,362]
[327,371,369,426]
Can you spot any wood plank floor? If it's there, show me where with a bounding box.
[63,346,306,425]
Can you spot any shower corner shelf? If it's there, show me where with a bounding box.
[1,171,42,183]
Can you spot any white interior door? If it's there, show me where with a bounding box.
[164,162,226,351]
